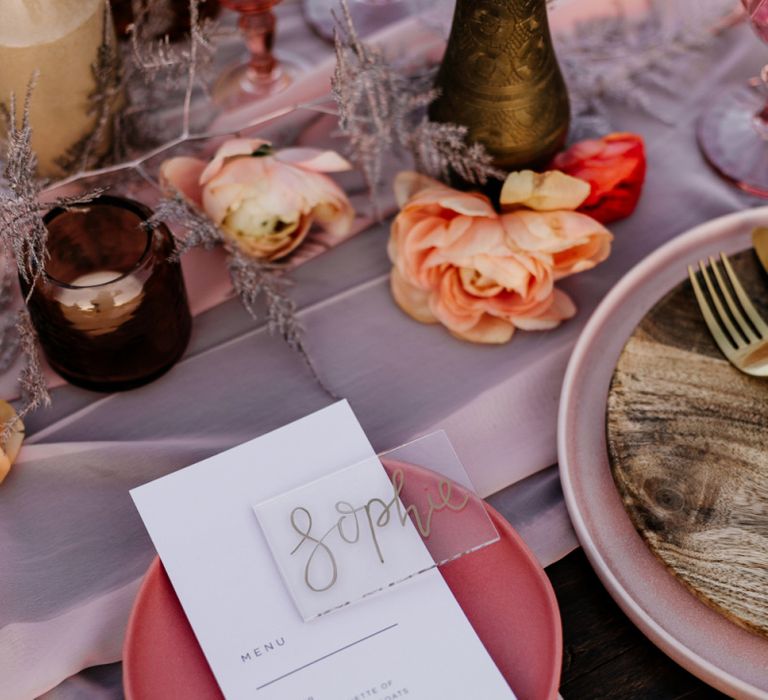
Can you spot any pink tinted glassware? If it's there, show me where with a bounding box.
[213,0,293,107]
[698,0,768,197]
[745,0,768,41]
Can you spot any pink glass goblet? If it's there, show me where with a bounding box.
[698,0,768,197]
[213,0,294,107]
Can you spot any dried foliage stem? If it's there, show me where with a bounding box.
[1,78,106,431]
[0,78,50,430]
[226,250,336,399]
[129,0,215,139]
[13,310,51,421]
[147,194,337,398]
[331,0,501,211]
[0,259,20,376]
[57,0,125,174]
[182,0,201,137]
[2,76,47,289]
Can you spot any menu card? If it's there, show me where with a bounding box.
[131,401,514,699]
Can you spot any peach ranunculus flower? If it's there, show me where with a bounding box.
[161,138,355,261]
[388,171,613,344]
[499,170,613,277]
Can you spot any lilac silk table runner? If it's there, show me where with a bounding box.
[0,1,762,698]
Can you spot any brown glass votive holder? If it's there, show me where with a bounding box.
[21,195,192,392]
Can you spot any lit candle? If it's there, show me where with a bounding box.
[57,270,144,336]
[23,196,191,392]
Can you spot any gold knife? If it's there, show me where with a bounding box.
[754,227,768,273]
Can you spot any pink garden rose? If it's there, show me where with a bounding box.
[388,172,613,344]
[161,138,354,261]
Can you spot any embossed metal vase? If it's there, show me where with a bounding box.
[429,0,570,173]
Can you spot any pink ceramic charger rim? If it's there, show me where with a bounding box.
[123,557,163,700]
[558,206,768,699]
[483,502,563,700]
[382,457,563,700]
[124,459,562,700]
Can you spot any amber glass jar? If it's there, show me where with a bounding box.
[21,196,192,392]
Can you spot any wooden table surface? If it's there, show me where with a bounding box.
[546,550,728,699]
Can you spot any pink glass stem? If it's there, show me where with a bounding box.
[211,0,293,105]
[745,0,768,40]
[698,0,768,196]
[239,8,277,81]
[753,65,768,139]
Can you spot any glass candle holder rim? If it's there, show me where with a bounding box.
[41,194,160,290]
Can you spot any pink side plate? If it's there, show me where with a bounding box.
[124,459,563,700]
[558,206,768,699]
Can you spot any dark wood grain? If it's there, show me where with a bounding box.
[606,250,768,639]
[547,550,727,700]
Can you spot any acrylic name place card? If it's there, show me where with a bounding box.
[131,402,514,700]
[254,431,499,620]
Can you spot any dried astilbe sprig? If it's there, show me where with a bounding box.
[130,0,215,137]
[227,250,336,398]
[331,0,501,210]
[0,78,104,429]
[227,251,299,360]
[57,0,125,174]
[131,0,200,77]
[0,315,20,375]
[331,0,401,209]
[147,191,222,258]
[1,77,105,285]
[11,310,50,427]
[131,0,177,40]
[0,259,20,374]
[148,194,336,397]
[1,77,47,285]
[408,119,502,185]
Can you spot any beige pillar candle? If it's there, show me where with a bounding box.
[0,0,109,177]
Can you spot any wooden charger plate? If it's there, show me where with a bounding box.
[559,206,768,699]
[606,250,768,638]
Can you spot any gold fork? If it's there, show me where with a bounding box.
[688,253,768,377]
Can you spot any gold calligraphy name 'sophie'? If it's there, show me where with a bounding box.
[289,469,470,593]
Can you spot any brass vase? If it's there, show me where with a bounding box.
[429,0,570,173]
